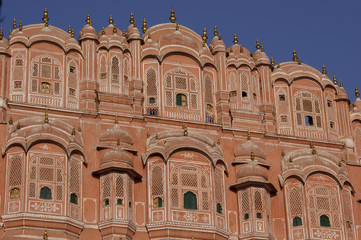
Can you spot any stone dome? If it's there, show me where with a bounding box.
[78,24,97,40]
[100,147,133,168]
[126,25,141,40]
[234,139,266,160]
[236,161,268,180]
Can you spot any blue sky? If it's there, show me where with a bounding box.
[2,0,360,102]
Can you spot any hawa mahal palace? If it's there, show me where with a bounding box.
[0,8,360,240]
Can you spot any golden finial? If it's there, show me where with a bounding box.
[229,47,233,53]
[281,149,285,157]
[129,12,134,25]
[293,49,297,62]
[175,23,179,31]
[148,34,151,39]
[72,128,76,136]
[71,29,74,38]
[182,122,186,129]
[13,18,16,29]
[90,19,92,26]
[202,27,208,43]
[218,33,222,40]
[217,138,220,145]
[214,25,218,36]
[142,18,147,33]
[44,110,49,124]
[101,27,105,35]
[340,79,343,87]
[298,57,301,65]
[289,156,293,162]
[86,13,91,25]
[0,27,3,40]
[42,8,49,27]
[43,228,48,240]
[119,237,122,240]
[277,62,280,68]
[333,74,337,85]
[261,45,264,52]
[122,30,126,37]
[247,131,251,140]
[338,160,342,167]
[9,117,13,125]
[271,56,275,66]
[184,124,188,136]
[117,138,120,146]
[310,142,316,155]
[115,116,118,124]
[19,20,22,31]
[16,121,20,130]
[240,44,243,53]
[356,86,360,98]
[250,50,253,57]
[251,151,255,160]
[169,8,176,23]
[233,33,238,44]
[109,15,113,25]
[213,142,216,148]
[133,20,136,27]
[322,64,327,74]
[256,39,260,50]
[155,133,158,140]
[113,24,117,34]
[147,132,150,138]
[68,25,71,34]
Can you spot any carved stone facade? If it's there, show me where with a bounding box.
[0,10,360,240]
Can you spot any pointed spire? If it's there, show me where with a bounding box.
[175,23,179,31]
[322,64,327,74]
[43,228,48,240]
[169,8,176,23]
[101,27,105,35]
[113,24,117,34]
[340,79,343,87]
[298,57,301,65]
[271,56,275,66]
[293,49,297,62]
[277,62,280,68]
[142,18,147,33]
[214,25,218,36]
[256,39,260,50]
[218,33,222,40]
[333,74,337,85]
[68,25,71,34]
[44,110,49,124]
[0,27,3,40]
[19,20,22,31]
[356,86,360,99]
[42,8,49,27]
[233,33,238,44]
[9,29,11,37]
[109,14,113,25]
[122,30,126,37]
[13,18,16,29]
[310,142,316,155]
[240,44,243,53]
[250,50,253,57]
[71,29,74,38]
[129,12,134,25]
[133,20,136,27]
[72,128,76,136]
[86,13,91,25]
[202,27,208,43]
[261,45,264,52]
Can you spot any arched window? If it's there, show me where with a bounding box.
[40,82,51,94]
[123,58,129,94]
[320,215,330,227]
[40,186,52,200]
[256,212,262,219]
[104,198,109,206]
[244,213,249,220]
[294,91,322,128]
[100,56,107,80]
[293,216,303,226]
[10,187,20,200]
[216,203,222,214]
[70,193,78,204]
[183,191,197,210]
[153,197,163,208]
[146,68,157,103]
[241,74,249,98]
[176,94,187,107]
[111,57,120,84]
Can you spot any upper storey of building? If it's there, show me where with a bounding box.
[0,9,361,158]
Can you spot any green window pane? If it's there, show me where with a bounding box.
[184,191,197,210]
[40,186,52,200]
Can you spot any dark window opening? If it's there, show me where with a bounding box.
[14,81,22,89]
[330,121,334,129]
[147,108,158,116]
[293,216,303,226]
[117,199,123,205]
[104,198,109,206]
[279,95,286,101]
[70,193,78,205]
[70,66,75,73]
[41,82,50,94]
[216,203,222,214]
[176,94,187,107]
[153,197,163,208]
[305,115,313,126]
[256,213,262,219]
[149,97,155,104]
[281,115,288,122]
[244,213,249,220]
[242,91,248,97]
[183,191,197,210]
[327,101,332,107]
[129,202,132,208]
[320,215,330,227]
[69,88,75,96]
[40,186,52,200]
[230,90,237,97]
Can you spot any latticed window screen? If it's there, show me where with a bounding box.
[151,165,164,197]
[241,74,249,97]
[68,62,77,97]
[28,154,65,203]
[204,75,213,104]
[355,128,361,156]
[214,168,224,214]
[103,176,111,199]
[146,68,157,106]
[277,89,290,124]
[69,159,81,204]
[342,189,354,233]
[289,186,303,219]
[40,63,51,78]
[123,58,129,94]
[241,189,250,216]
[100,56,107,80]
[111,57,120,84]
[254,189,263,212]
[294,91,322,128]
[170,163,210,212]
[13,55,24,90]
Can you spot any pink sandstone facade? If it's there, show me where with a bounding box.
[0,9,360,240]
